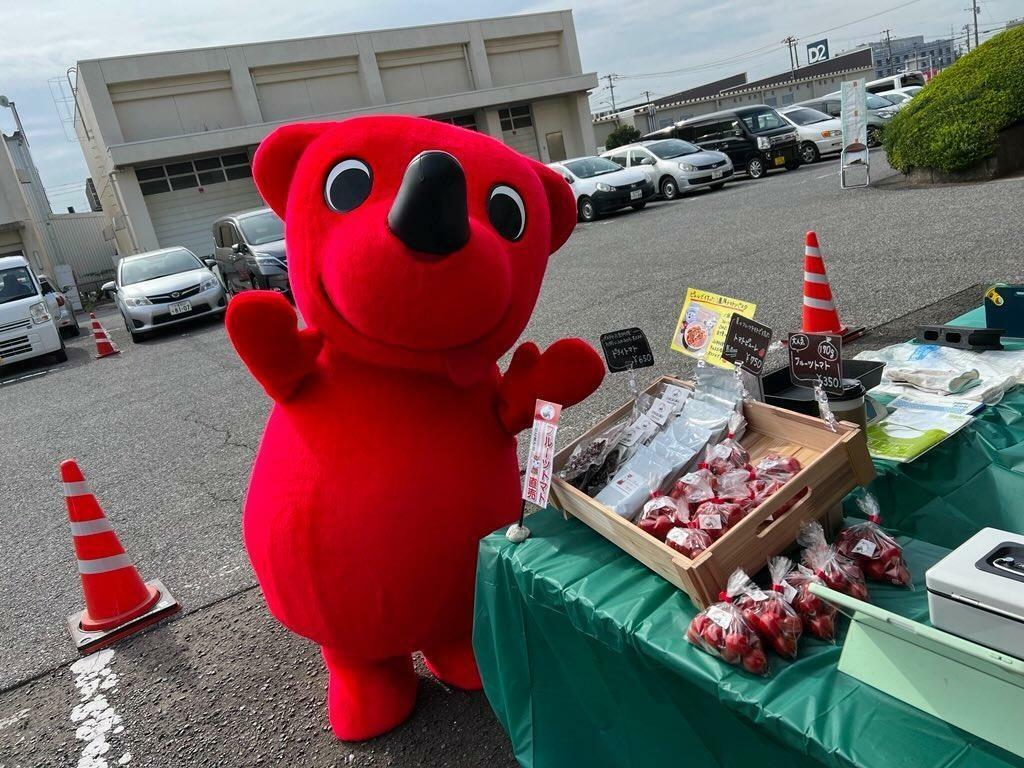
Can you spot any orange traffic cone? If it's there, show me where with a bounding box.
[62,459,179,652]
[801,231,865,340]
[90,313,120,359]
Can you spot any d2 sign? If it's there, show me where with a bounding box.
[806,38,830,64]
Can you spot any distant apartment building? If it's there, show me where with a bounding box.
[868,35,956,78]
[72,11,598,259]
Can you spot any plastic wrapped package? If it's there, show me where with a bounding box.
[798,521,869,600]
[706,412,750,475]
[693,498,745,541]
[685,571,770,676]
[692,364,743,412]
[670,464,716,509]
[772,556,837,642]
[717,467,756,503]
[748,476,783,507]
[637,496,681,541]
[559,418,630,492]
[754,454,802,483]
[595,445,675,520]
[664,525,711,558]
[835,494,912,587]
[734,566,803,659]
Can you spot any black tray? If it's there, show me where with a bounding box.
[761,359,886,417]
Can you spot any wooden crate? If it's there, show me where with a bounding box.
[550,376,876,609]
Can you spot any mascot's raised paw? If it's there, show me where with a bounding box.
[230,114,603,741]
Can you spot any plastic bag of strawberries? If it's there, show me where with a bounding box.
[771,556,837,642]
[637,494,682,542]
[686,571,770,675]
[834,494,912,587]
[734,567,803,659]
[798,521,869,601]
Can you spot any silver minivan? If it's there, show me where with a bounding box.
[601,139,734,200]
[212,208,288,296]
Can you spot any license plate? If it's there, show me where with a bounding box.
[774,155,786,166]
[168,300,192,316]
[712,169,723,179]
[630,189,642,200]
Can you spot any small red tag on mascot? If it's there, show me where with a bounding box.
[226,115,604,741]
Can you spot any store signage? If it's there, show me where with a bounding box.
[600,327,655,373]
[721,315,773,376]
[671,288,757,369]
[806,39,830,64]
[788,332,844,395]
[522,400,562,508]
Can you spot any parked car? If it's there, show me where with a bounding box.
[877,90,911,108]
[792,92,898,147]
[654,106,801,179]
[0,254,66,367]
[547,156,655,221]
[777,106,843,164]
[37,273,80,337]
[865,72,926,94]
[601,139,734,200]
[103,247,226,343]
[212,208,288,296]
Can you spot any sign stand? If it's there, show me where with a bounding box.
[839,78,870,189]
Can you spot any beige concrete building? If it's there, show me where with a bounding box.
[0,131,55,274]
[73,11,598,259]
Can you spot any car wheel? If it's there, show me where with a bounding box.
[659,177,679,200]
[709,182,725,190]
[53,338,68,363]
[745,156,766,179]
[800,142,820,164]
[577,197,597,222]
[630,201,647,211]
[69,322,80,337]
[867,125,881,148]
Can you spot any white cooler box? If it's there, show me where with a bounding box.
[926,527,1024,660]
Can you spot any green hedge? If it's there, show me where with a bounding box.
[884,25,1024,173]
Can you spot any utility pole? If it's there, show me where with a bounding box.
[602,73,620,118]
[882,29,894,76]
[782,37,797,80]
[970,0,980,48]
[963,24,972,52]
[643,90,656,132]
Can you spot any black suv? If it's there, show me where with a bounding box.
[656,106,801,179]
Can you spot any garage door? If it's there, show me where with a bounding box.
[499,105,540,159]
[137,152,266,259]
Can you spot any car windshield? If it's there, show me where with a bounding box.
[563,157,622,178]
[866,94,894,110]
[0,266,37,305]
[120,249,201,286]
[647,139,700,159]
[783,108,831,126]
[741,109,787,133]
[239,211,284,246]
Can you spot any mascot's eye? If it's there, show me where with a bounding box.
[324,159,372,212]
[487,185,525,241]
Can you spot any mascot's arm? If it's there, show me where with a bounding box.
[497,339,605,434]
[225,291,323,403]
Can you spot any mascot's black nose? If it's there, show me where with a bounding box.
[388,151,469,259]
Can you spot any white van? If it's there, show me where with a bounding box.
[0,254,66,368]
[865,72,926,94]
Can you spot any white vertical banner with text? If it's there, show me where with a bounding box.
[522,400,562,508]
[840,79,868,151]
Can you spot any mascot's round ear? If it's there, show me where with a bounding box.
[253,122,332,217]
[529,159,577,254]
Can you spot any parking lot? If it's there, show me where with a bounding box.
[3,152,1023,767]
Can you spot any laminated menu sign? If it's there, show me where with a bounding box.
[600,328,655,373]
[789,332,843,395]
[721,315,773,376]
[671,288,757,369]
[522,400,562,507]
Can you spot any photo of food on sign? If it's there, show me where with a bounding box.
[671,288,757,368]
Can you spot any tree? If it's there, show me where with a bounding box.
[603,123,642,150]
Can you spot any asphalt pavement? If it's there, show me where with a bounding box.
[1,152,1022,767]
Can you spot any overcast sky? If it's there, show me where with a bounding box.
[0,0,1016,213]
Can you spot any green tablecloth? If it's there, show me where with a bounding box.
[474,509,1023,768]
[475,305,1024,767]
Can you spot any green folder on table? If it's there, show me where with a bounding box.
[811,584,1024,758]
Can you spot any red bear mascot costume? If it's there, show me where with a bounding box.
[226,115,604,741]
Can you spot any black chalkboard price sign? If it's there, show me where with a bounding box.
[721,315,772,376]
[599,328,655,373]
[788,332,844,395]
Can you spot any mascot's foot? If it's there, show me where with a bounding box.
[422,638,483,690]
[321,648,417,741]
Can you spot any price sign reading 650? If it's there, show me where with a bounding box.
[788,332,844,395]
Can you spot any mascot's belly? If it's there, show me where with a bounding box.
[242,361,521,657]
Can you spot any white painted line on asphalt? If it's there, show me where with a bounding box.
[0,707,30,729]
[816,172,838,179]
[70,649,131,768]
[0,370,48,386]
